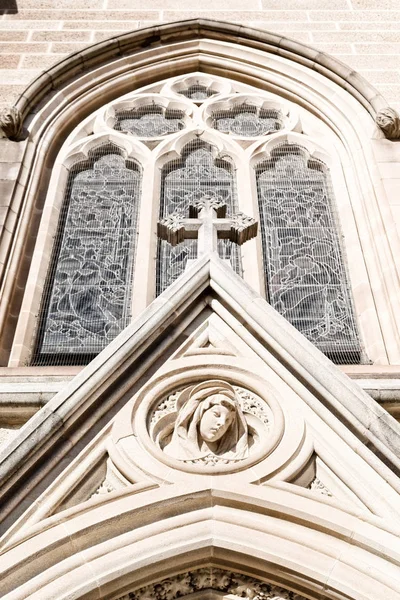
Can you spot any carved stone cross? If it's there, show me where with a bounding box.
[157,195,258,260]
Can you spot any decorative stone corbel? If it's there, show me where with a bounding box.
[0,106,23,141]
[375,107,400,140]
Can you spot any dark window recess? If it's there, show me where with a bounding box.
[256,143,363,364]
[31,144,141,366]
[0,0,18,14]
[156,140,242,295]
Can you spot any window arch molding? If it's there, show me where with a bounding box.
[1,21,400,366]
[2,484,398,600]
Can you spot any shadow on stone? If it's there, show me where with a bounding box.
[0,1,18,15]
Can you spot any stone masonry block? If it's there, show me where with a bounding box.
[4,10,159,20]
[107,0,260,9]
[0,43,49,53]
[19,54,67,69]
[31,31,92,42]
[18,0,104,8]
[62,20,142,29]
[0,56,21,69]
[163,10,307,21]
[309,10,400,21]
[49,42,94,53]
[262,0,348,7]
[0,32,29,42]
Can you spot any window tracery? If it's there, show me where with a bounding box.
[114,106,186,138]
[11,73,373,368]
[211,104,283,136]
[255,143,361,363]
[32,146,142,365]
[157,142,242,295]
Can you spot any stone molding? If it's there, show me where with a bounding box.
[2,255,400,531]
[2,37,400,369]
[2,19,398,140]
[120,368,285,477]
[1,484,400,599]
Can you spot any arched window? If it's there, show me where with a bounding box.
[157,141,241,295]
[255,143,361,364]
[10,73,385,368]
[32,145,142,366]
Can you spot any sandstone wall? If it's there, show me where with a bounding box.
[1,0,400,112]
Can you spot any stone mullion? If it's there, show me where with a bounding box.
[131,156,158,317]
[237,148,265,297]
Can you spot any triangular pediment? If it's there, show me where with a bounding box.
[1,254,400,543]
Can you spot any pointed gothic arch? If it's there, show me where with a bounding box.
[1,19,400,369]
[2,484,399,600]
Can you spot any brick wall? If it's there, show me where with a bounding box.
[0,0,400,111]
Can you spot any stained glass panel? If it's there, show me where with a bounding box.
[211,105,283,136]
[115,105,185,137]
[157,142,242,294]
[33,148,141,365]
[178,84,217,101]
[256,144,362,364]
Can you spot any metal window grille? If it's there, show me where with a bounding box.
[256,143,363,364]
[211,104,283,136]
[114,104,186,137]
[156,140,242,295]
[178,84,217,101]
[31,144,142,366]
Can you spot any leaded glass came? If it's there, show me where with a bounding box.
[115,105,185,137]
[211,105,283,136]
[178,84,217,101]
[32,148,141,365]
[256,144,362,364]
[157,142,242,294]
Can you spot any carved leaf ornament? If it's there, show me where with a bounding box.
[119,568,308,600]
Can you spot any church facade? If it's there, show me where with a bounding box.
[0,8,400,600]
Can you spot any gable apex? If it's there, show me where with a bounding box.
[1,254,400,537]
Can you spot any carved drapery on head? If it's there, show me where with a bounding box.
[149,380,272,468]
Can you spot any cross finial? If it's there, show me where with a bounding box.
[157,194,258,261]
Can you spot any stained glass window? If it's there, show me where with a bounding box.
[114,105,185,137]
[32,146,141,365]
[211,105,283,136]
[156,141,242,295]
[256,144,362,364]
[178,84,217,101]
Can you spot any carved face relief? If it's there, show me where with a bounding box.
[149,380,274,469]
[199,396,235,443]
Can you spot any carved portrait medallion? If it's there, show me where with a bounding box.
[149,380,274,469]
